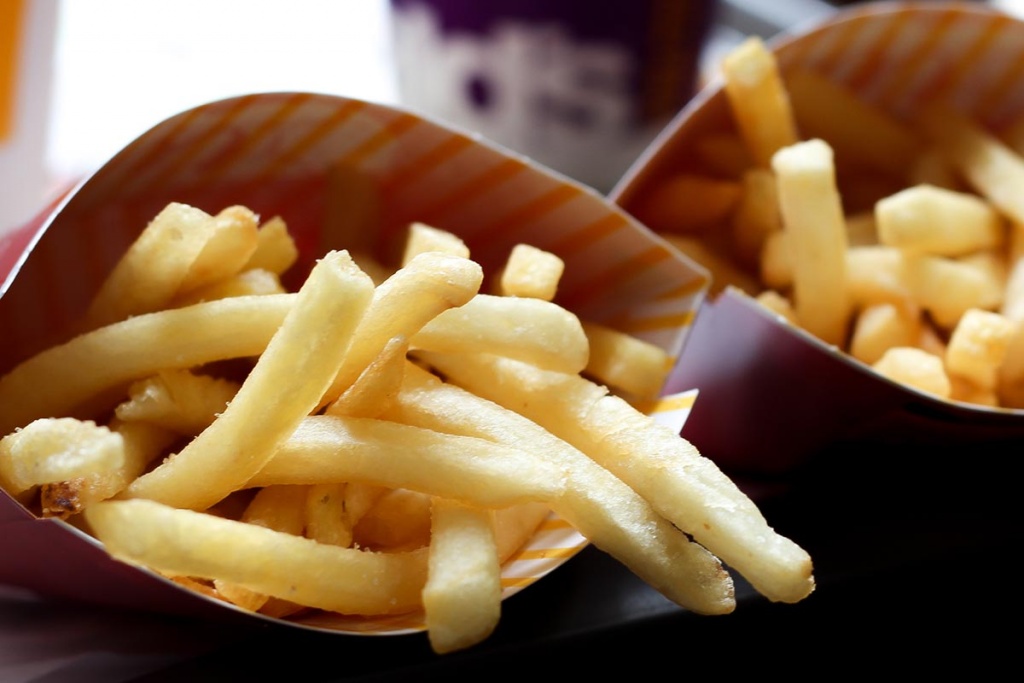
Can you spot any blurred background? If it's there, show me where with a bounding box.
[0,0,1016,236]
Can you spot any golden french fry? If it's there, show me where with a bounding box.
[320,251,483,406]
[496,244,564,301]
[0,294,293,435]
[423,499,502,655]
[945,308,1016,391]
[849,302,921,366]
[327,336,409,419]
[114,370,240,436]
[754,290,797,324]
[875,184,1004,256]
[0,418,124,498]
[904,253,1002,329]
[772,139,851,345]
[410,295,589,375]
[872,346,951,398]
[81,203,218,330]
[38,419,174,519]
[580,320,672,401]
[304,483,354,548]
[123,250,375,510]
[172,268,286,307]
[421,350,813,605]
[721,36,799,168]
[693,132,753,178]
[175,205,260,296]
[249,415,568,508]
[245,216,299,275]
[354,488,434,551]
[85,498,429,616]
[384,362,737,615]
[402,222,470,264]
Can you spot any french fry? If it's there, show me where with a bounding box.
[172,268,286,307]
[320,251,483,407]
[248,415,568,508]
[82,202,219,330]
[731,167,782,268]
[662,234,761,297]
[945,308,1016,391]
[327,336,409,419]
[174,205,260,297]
[0,418,124,499]
[772,139,851,345]
[114,370,240,437]
[0,294,292,435]
[496,243,564,301]
[38,419,174,519]
[244,215,299,275]
[123,250,375,510]
[849,302,921,366]
[354,488,434,551]
[85,498,430,616]
[413,352,812,605]
[411,295,589,375]
[580,320,672,401]
[721,36,799,168]
[875,184,1004,256]
[872,346,951,398]
[384,362,737,615]
[423,499,502,654]
[402,222,470,264]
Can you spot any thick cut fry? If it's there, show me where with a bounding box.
[423,499,502,654]
[872,346,951,398]
[755,290,797,324]
[0,294,293,435]
[845,245,912,309]
[581,321,672,401]
[249,415,567,508]
[849,302,921,366]
[945,308,1016,391]
[385,363,736,614]
[114,370,240,436]
[875,184,1004,256]
[85,499,429,616]
[124,251,375,510]
[721,36,799,168]
[410,295,589,375]
[416,352,812,604]
[904,254,1002,329]
[320,251,483,406]
[772,139,851,345]
[496,244,564,301]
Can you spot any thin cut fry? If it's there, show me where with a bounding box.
[85,498,429,616]
[416,352,813,605]
[123,250,375,510]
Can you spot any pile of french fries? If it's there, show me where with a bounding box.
[630,36,1024,409]
[0,201,814,654]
